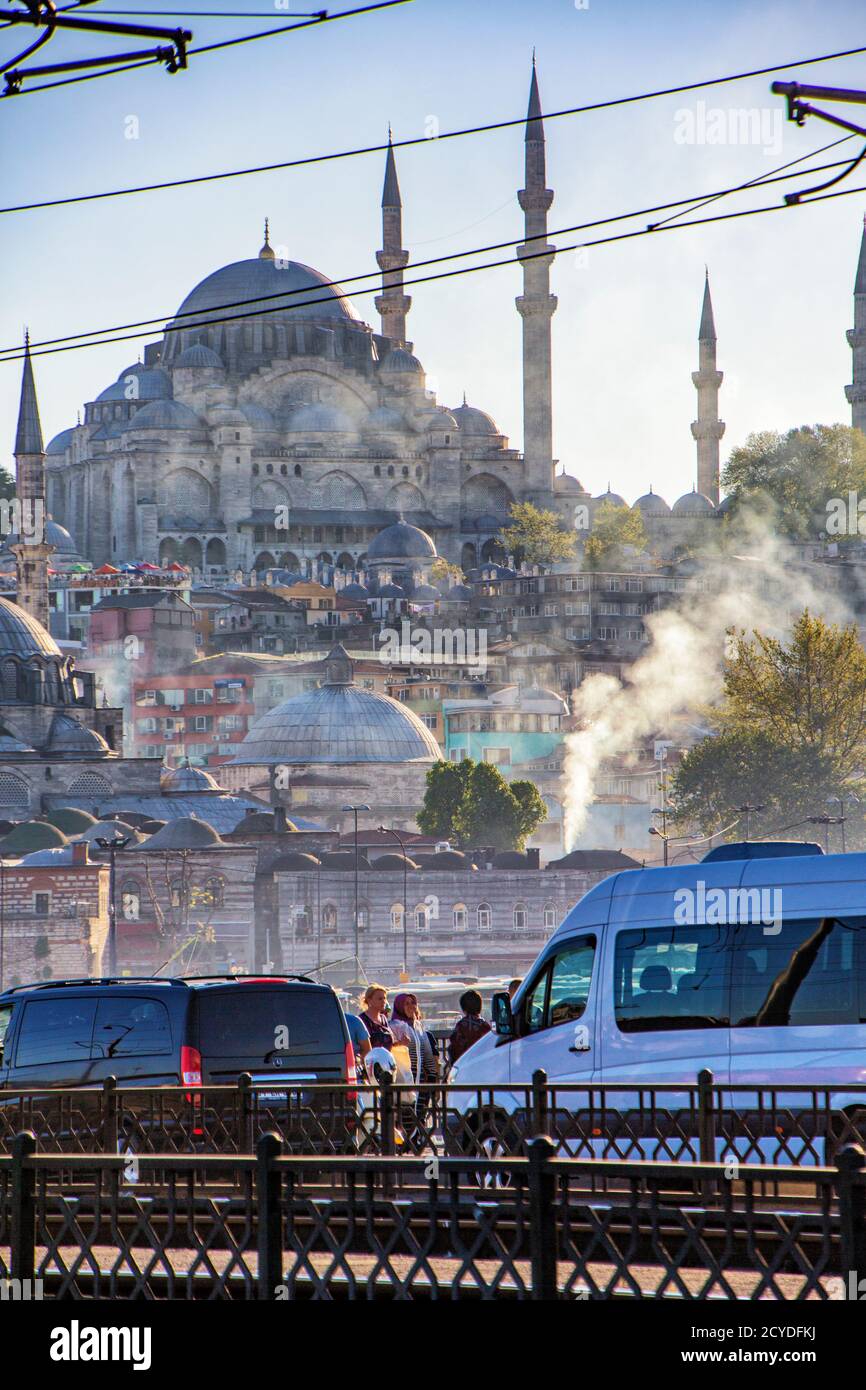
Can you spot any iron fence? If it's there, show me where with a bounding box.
[1,1131,864,1299]
[0,1070,865,1169]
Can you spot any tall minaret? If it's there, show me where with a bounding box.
[12,334,54,630]
[690,272,724,505]
[516,58,557,499]
[846,215,866,435]
[375,131,411,348]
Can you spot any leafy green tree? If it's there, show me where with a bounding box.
[497,501,576,566]
[417,759,473,841]
[584,500,648,569]
[721,424,866,540]
[429,557,465,586]
[0,467,15,501]
[509,779,549,846]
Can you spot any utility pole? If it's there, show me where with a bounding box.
[96,835,131,976]
[378,824,409,981]
[342,804,370,985]
[736,804,765,841]
[771,83,866,202]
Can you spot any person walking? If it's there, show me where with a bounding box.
[344,1010,371,1080]
[390,992,437,1150]
[448,989,492,1069]
[358,983,395,1051]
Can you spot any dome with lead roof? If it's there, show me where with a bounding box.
[97,365,171,403]
[127,399,204,431]
[672,490,715,516]
[452,403,499,435]
[634,489,671,516]
[368,520,436,561]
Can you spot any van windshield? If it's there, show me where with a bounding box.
[196,989,344,1060]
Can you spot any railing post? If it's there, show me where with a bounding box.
[697,1068,715,1163]
[10,1131,36,1284]
[256,1132,283,1300]
[103,1075,118,1152]
[527,1134,558,1300]
[531,1068,549,1138]
[836,1143,866,1299]
[380,1072,395,1157]
[239,1073,253,1154]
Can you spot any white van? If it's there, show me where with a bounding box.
[447,844,866,1160]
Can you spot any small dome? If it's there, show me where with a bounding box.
[46,714,110,757]
[1,821,68,854]
[237,402,277,431]
[319,850,371,870]
[594,488,627,508]
[634,490,671,516]
[368,520,436,561]
[76,819,142,845]
[492,850,532,869]
[19,845,81,866]
[717,494,735,515]
[97,366,172,403]
[175,343,223,369]
[411,583,439,602]
[285,402,356,432]
[417,407,458,433]
[0,519,78,557]
[160,763,221,793]
[425,849,471,869]
[341,582,369,599]
[140,816,222,850]
[452,403,499,435]
[271,851,322,871]
[371,852,419,871]
[445,584,472,601]
[554,472,586,494]
[363,406,405,432]
[380,348,423,375]
[128,399,203,431]
[0,596,62,658]
[376,582,405,598]
[672,490,715,516]
[46,427,75,456]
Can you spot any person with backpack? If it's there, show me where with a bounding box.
[448,989,491,1068]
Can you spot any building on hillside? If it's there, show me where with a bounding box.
[0,839,109,985]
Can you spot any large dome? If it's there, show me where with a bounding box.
[368,520,437,561]
[0,597,62,658]
[232,643,440,766]
[169,257,361,335]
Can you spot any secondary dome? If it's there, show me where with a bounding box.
[160,763,221,793]
[1,821,68,854]
[368,520,436,560]
[380,347,423,375]
[128,399,203,431]
[634,490,671,516]
[286,402,356,432]
[46,427,74,456]
[97,365,171,402]
[594,488,627,508]
[175,343,224,369]
[452,403,499,435]
[237,402,276,431]
[672,490,715,516]
[140,816,222,850]
[43,807,98,835]
[0,596,62,658]
[232,642,440,765]
[46,714,110,757]
[0,518,78,558]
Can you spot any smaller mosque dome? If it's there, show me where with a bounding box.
[372,852,419,871]
[46,714,110,757]
[380,348,423,375]
[160,763,221,793]
[140,817,222,850]
[43,807,97,835]
[341,582,370,599]
[411,583,439,602]
[445,583,472,601]
[363,405,405,432]
[1,821,68,854]
[417,408,458,433]
[272,851,322,871]
[128,399,204,431]
[0,518,78,557]
[237,402,277,431]
[717,494,735,515]
[672,490,715,516]
[97,365,171,403]
[594,488,627,508]
[76,819,142,845]
[286,402,355,432]
[634,490,671,516]
[175,343,223,369]
[452,403,499,435]
[377,582,405,598]
[0,596,62,658]
[368,520,436,561]
[46,427,74,456]
[554,473,586,494]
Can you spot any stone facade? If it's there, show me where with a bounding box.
[0,850,108,986]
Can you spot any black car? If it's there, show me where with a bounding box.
[0,974,357,1153]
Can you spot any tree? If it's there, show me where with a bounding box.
[0,467,15,501]
[497,501,576,566]
[417,759,473,841]
[669,730,849,841]
[429,557,465,586]
[509,779,549,845]
[583,500,648,569]
[719,610,866,770]
[720,424,866,540]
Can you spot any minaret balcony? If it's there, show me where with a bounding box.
[691,369,723,389]
[690,419,726,440]
[515,293,558,319]
[518,188,554,213]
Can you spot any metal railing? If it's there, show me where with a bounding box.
[1,1130,863,1300]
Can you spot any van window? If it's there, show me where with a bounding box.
[732,917,866,1027]
[523,938,596,1034]
[614,926,729,1032]
[15,998,97,1066]
[197,989,344,1059]
[92,997,172,1058]
[0,1006,11,1060]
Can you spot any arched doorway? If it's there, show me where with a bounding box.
[481,536,506,563]
[205,538,226,568]
[253,551,276,570]
[159,537,178,565]
[180,537,202,569]
[278,551,300,571]
[461,542,477,570]
[335,551,354,570]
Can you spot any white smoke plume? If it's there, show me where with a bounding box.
[561,521,857,850]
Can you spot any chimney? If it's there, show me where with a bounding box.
[525,847,540,869]
[72,841,89,866]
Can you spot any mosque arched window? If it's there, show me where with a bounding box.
[374,465,381,477]
[67,772,111,796]
[322,903,338,933]
[252,465,259,475]
[202,876,225,908]
[294,465,302,477]
[280,465,287,476]
[513,902,528,931]
[387,466,395,478]
[477,903,492,931]
[390,904,403,932]
[414,903,430,933]
[402,466,409,478]
[453,903,468,932]
[266,464,273,474]
[120,881,141,922]
[0,772,29,813]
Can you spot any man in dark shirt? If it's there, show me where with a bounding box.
[448,989,491,1067]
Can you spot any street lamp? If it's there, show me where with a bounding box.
[378,824,409,981]
[341,804,370,984]
[648,824,669,867]
[736,803,765,841]
[96,835,131,976]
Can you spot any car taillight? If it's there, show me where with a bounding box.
[181,1044,202,1087]
[344,1039,357,1103]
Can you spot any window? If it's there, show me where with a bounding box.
[194,688,212,704]
[193,716,211,732]
[421,714,437,730]
[477,903,492,931]
[390,904,404,932]
[169,879,185,909]
[543,903,557,930]
[322,903,338,933]
[614,925,730,1033]
[453,903,467,931]
[522,938,597,1034]
[33,893,50,917]
[92,997,172,1058]
[414,903,429,932]
[120,881,141,921]
[16,998,98,1066]
[513,902,528,930]
[202,876,225,909]
[482,747,511,765]
[731,917,866,1028]
[0,1006,11,1059]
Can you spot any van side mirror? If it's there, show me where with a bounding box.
[492,991,514,1038]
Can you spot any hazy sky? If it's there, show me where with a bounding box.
[2,0,866,507]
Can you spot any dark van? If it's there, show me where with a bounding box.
[0,974,356,1152]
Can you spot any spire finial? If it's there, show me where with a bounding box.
[462,391,467,407]
[259,218,275,260]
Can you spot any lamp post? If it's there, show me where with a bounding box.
[96,835,131,976]
[342,804,370,985]
[378,824,409,981]
[736,803,765,841]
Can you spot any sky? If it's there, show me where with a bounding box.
[2,0,866,507]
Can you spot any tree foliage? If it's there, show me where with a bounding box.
[720,424,866,540]
[419,758,547,851]
[584,500,648,569]
[497,501,576,566]
[429,557,466,586]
